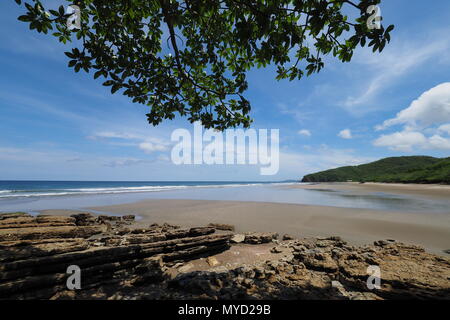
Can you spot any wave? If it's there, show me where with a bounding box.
[0,182,298,199]
[0,186,188,198]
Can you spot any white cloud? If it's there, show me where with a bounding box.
[428,135,450,150]
[279,146,375,178]
[0,146,154,168]
[374,83,450,152]
[91,131,143,140]
[376,83,450,130]
[373,131,427,152]
[338,129,352,139]
[373,130,450,152]
[298,129,311,137]
[438,124,450,135]
[139,142,168,153]
[104,158,151,167]
[343,38,450,111]
[91,130,170,154]
[157,154,170,162]
[277,103,313,123]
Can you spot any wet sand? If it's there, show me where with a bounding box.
[289,182,450,199]
[42,198,450,255]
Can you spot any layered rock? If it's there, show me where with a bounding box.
[1,212,449,300]
[148,237,449,300]
[207,223,235,231]
[243,232,278,244]
[0,212,230,299]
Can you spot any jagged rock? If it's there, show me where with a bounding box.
[0,212,31,220]
[331,281,382,300]
[337,243,449,299]
[49,290,76,300]
[0,225,106,241]
[122,215,135,222]
[374,239,396,247]
[0,215,76,229]
[207,223,235,231]
[206,257,219,267]
[178,263,193,273]
[0,238,90,264]
[244,232,278,244]
[282,234,295,240]
[316,237,347,248]
[70,213,96,226]
[156,239,450,299]
[270,246,283,253]
[35,216,75,224]
[106,233,167,246]
[1,212,449,300]
[285,237,450,300]
[0,212,233,299]
[0,216,36,227]
[231,234,245,243]
[189,227,215,237]
[161,223,180,231]
[296,250,339,272]
[331,280,348,298]
[97,215,121,223]
[130,256,165,285]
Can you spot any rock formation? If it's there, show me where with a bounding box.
[0,212,449,300]
[0,212,231,299]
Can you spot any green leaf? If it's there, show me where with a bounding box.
[94,70,103,79]
[14,0,394,130]
[64,51,76,59]
[111,84,120,93]
[17,15,31,22]
[58,5,65,16]
[49,10,59,16]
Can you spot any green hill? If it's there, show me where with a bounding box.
[301,156,450,184]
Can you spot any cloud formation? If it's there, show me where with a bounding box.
[376,83,450,130]
[138,141,168,153]
[103,158,150,167]
[90,131,170,154]
[374,83,450,151]
[343,37,450,111]
[338,129,352,139]
[373,131,427,152]
[298,129,311,137]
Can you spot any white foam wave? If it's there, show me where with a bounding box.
[0,182,297,199]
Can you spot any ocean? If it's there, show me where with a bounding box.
[0,180,295,199]
[0,180,449,214]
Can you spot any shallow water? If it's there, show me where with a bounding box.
[0,183,449,214]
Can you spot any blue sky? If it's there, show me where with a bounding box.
[1,0,450,181]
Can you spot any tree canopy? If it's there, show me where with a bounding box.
[301,156,450,184]
[15,0,394,129]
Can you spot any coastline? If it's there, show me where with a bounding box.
[289,182,450,199]
[2,211,449,300]
[41,198,450,255]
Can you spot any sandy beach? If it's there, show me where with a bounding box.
[288,182,450,199]
[4,182,450,300]
[42,193,450,255]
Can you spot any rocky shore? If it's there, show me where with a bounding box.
[0,212,449,300]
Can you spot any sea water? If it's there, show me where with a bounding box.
[0,180,449,214]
